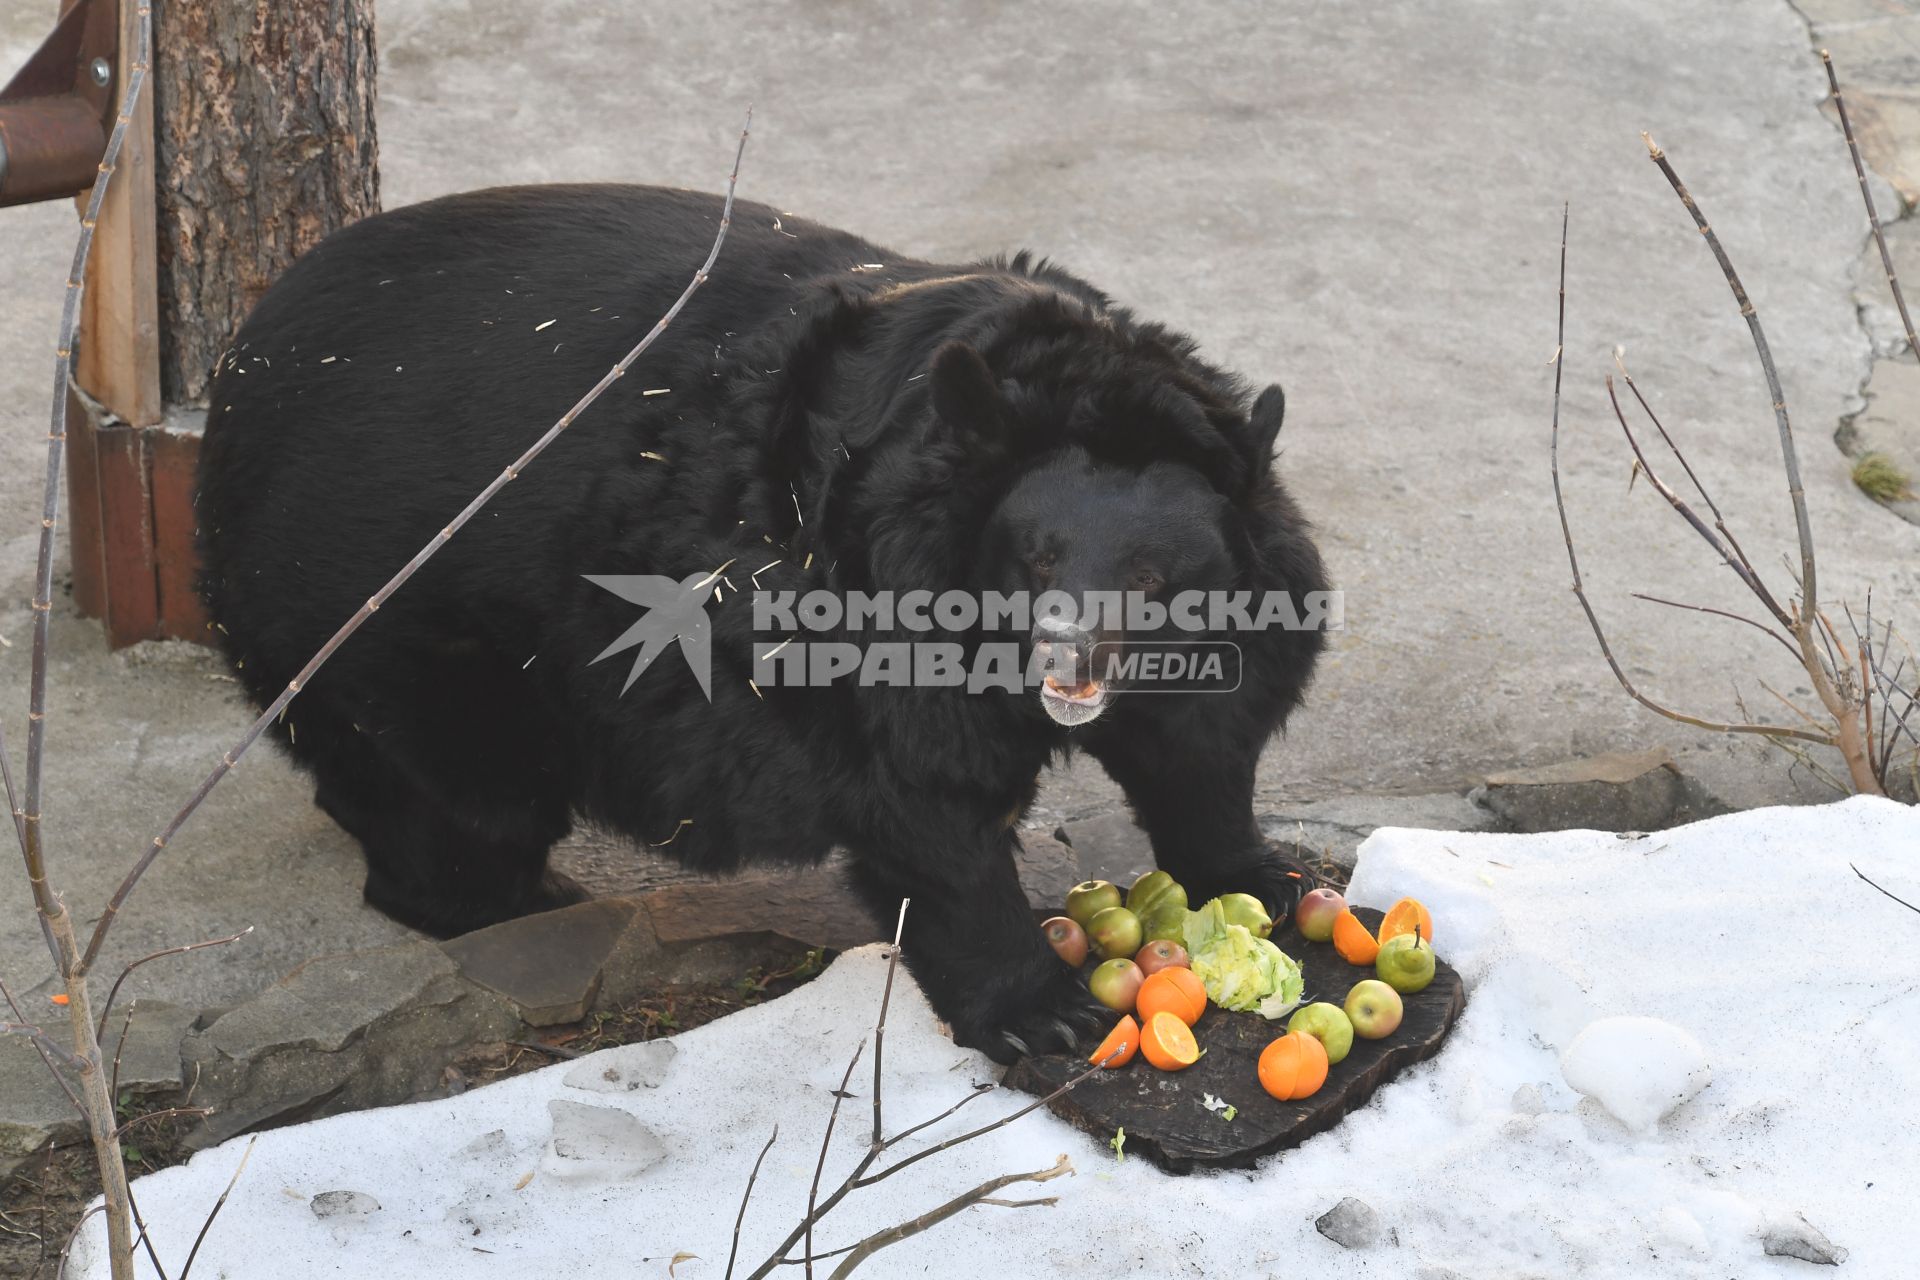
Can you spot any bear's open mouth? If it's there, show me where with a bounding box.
[1040,675,1107,725]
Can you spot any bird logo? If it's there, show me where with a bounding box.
[584,562,730,700]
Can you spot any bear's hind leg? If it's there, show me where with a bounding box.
[295,702,587,939]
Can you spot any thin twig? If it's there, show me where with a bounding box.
[114,1107,214,1139]
[177,1134,256,1279]
[0,974,82,1114]
[1629,593,1801,663]
[871,900,908,1148]
[0,1022,88,1073]
[1642,133,1818,622]
[1549,211,1830,746]
[55,1206,106,1280]
[724,1127,780,1280]
[97,927,254,1040]
[1824,52,1920,363]
[825,1155,1072,1280]
[805,1040,865,1280]
[80,107,755,974]
[1852,862,1920,917]
[1612,351,1791,628]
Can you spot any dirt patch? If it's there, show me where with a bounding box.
[0,948,826,1279]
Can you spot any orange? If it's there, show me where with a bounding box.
[1139,1010,1200,1071]
[1136,967,1207,1027]
[1331,909,1380,965]
[1258,1030,1330,1101]
[1378,897,1435,947]
[1089,1015,1139,1069]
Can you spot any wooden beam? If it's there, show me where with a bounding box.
[73,0,160,426]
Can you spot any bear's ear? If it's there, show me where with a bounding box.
[929,342,1013,445]
[1247,383,1285,463]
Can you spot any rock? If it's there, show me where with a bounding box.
[639,857,885,954]
[1262,791,1498,872]
[98,999,197,1096]
[543,1100,666,1182]
[310,1190,381,1220]
[1314,1196,1385,1249]
[1762,1213,1848,1266]
[1560,1016,1711,1133]
[182,940,518,1148]
[563,1040,678,1094]
[1478,749,1727,833]
[443,899,637,1025]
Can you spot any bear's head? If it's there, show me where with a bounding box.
[925,330,1322,729]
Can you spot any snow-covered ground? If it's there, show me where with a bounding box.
[77,798,1919,1277]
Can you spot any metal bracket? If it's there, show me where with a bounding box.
[0,0,121,208]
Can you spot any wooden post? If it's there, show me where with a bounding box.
[64,0,378,648]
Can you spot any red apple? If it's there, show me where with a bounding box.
[1042,916,1089,968]
[1134,939,1190,976]
[1295,888,1347,943]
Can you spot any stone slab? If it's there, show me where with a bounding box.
[441,899,635,1026]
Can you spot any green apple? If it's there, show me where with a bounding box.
[1344,979,1403,1039]
[1294,888,1346,943]
[1089,957,1144,1013]
[1215,892,1274,939]
[1286,1001,1355,1065]
[1088,906,1144,960]
[1375,931,1436,994]
[1065,880,1123,929]
[1127,870,1191,942]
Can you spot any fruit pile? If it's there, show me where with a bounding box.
[1042,873,1439,1104]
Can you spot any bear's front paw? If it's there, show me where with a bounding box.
[1183,845,1319,930]
[945,960,1115,1066]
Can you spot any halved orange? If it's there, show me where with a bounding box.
[1136,967,1207,1027]
[1089,1015,1139,1069]
[1257,1030,1329,1101]
[1139,1010,1200,1071]
[1378,897,1435,947]
[1331,909,1380,965]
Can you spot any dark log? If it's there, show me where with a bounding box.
[151,0,378,405]
[1004,907,1465,1173]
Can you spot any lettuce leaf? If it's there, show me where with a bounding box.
[1181,898,1304,1015]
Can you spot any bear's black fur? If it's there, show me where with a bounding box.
[196,185,1330,1061]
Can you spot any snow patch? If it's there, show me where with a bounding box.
[74,798,1919,1277]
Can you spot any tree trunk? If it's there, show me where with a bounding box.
[151,0,378,405]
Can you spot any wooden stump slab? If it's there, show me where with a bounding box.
[1004,907,1465,1173]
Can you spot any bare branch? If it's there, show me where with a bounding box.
[1642,133,1819,623]
[0,974,82,1114]
[805,1040,865,1280]
[1630,593,1800,663]
[1548,212,1831,747]
[824,1155,1072,1280]
[1852,863,1920,917]
[1611,351,1792,629]
[177,1134,256,1279]
[871,899,908,1148]
[1825,52,1920,363]
[97,926,255,1041]
[1,1021,88,1074]
[80,108,756,974]
[724,1126,780,1280]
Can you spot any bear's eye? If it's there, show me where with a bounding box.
[1133,568,1163,591]
[1030,552,1056,574]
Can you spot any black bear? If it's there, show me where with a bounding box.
[196,184,1330,1062]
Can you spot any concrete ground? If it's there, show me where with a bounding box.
[2,0,1917,1013]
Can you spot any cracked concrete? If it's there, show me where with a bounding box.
[3,2,1918,1041]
